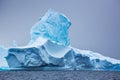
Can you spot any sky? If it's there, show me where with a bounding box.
[0,0,120,59]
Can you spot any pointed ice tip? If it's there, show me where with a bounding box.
[13,40,17,47]
[48,8,55,12]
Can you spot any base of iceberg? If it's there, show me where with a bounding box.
[5,39,120,70]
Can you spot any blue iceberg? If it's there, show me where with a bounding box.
[0,9,120,70]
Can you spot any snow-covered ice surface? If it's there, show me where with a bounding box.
[0,9,120,70]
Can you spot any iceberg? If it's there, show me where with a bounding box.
[0,9,120,70]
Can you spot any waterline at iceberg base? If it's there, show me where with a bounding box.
[0,9,120,79]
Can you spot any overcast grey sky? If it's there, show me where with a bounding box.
[0,0,120,59]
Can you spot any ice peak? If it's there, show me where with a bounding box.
[30,9,71,46]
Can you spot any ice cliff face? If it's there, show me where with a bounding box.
[0,9,120,70]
